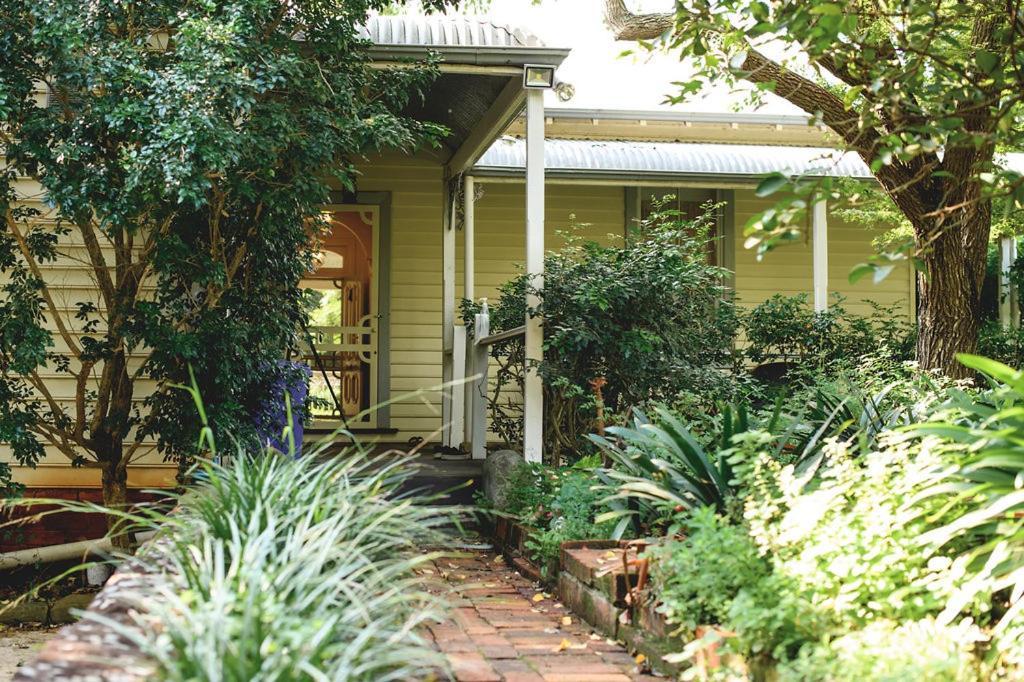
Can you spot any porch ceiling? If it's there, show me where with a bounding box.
[363,14,570,174]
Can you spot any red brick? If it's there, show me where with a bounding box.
[448,652,501,682]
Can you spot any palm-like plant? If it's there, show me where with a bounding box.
[590,405,745,536]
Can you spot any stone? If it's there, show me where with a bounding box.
[49,593,95,624]
[483,449,526,509]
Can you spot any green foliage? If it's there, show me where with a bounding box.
[462,202,740,462]
[11,432,459,679]
[725,572,832,663]
[0,0,444,498]
[648,507,769,632]
[744,294,915,369]
[523,469,613,573]
[778,618,985,682]
[911,354,1024,630]
[590,405,745,536]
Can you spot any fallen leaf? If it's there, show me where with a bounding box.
[635,653,646,665]
[561,616,572,626]
[553,638,572,652]
[532,593,545,603]
[589,633,602,641]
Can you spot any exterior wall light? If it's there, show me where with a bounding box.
[523,64,555,89]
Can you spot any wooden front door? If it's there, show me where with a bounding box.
[301,205,379,427]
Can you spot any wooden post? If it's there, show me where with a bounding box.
[523,88,545,463]
[470,304,490,460]
[452,325,466,448]
[462,175,476,446]
[812,200,828,313]
[441,183,456,446]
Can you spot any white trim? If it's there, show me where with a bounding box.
[464,175,476,301]
[441,187,456,446]
[812,201,828,312]
[1000,236,1018,329]
[523,89,545,463]
[452,325,467,448]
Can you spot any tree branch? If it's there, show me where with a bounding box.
[6,211,82,358]
[603,0,674,41]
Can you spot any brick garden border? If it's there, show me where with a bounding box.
[11,545,170,682]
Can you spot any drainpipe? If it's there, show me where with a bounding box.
[0,531,156,571]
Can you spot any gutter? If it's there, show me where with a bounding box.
[468,166,875,185]
[367,44,571,68]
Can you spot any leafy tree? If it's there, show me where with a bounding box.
[0,0,444,540]
[604,0,1024,378]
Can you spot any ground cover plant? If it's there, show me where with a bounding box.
[9,390,458,681]
[574,354,1024,679]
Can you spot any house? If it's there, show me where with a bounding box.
[5,15,914,497]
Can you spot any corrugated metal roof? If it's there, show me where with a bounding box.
[473,138,875,179]
[474,138,1024,181]
[361,15,542,49]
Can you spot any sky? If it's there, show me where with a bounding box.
[463,0,804,115]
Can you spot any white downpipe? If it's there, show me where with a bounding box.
[523,89,545,463]
[461,175,476,449]
[812,200,828,312]
[0,531,156,570]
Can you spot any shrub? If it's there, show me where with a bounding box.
[777,618,985,681]
[462,202,740,462]
[523,469,614,573]
[591,405,746,536]
[648,507,769,632]
[743,294,915,371]
[726,572,832,663]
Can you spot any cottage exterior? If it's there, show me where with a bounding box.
[5,16,914,491]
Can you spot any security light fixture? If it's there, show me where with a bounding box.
[523,64,555,90]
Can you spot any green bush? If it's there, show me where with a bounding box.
[743,294,915,371]
[726,572,832,663]
[462,201,741,462]
[648,507,769,632]
[777,618,985,681]
[26,442,458,680]
[524,470,614,573]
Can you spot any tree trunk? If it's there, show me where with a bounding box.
[100,461,131,551]
[915,206,991,379]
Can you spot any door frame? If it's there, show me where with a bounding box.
[304,198,389,430]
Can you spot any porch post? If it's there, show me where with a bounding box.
[462,174,476,445]
[441,182,456,447]
[1000,236,1018,329]
[812,200,828,313]
[523,88,545,463]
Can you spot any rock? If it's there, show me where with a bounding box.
[483,449,525,510]
[49,593,94,624]
[0,601,48,624]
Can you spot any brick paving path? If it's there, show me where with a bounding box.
[423,548,661,682]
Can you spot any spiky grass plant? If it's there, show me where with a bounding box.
[14,448,457,680]
[111,453,454,682]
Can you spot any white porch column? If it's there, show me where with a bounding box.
[523,89,545,463]
[462,175,476,446]
[812,200,828,313]
[1000,236,1018,329]
[441,185,456,446]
